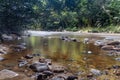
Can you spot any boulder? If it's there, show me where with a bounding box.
[0,69,19,79]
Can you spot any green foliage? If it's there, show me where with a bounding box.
[0,0,120,32]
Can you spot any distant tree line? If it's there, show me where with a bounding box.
[0,0,120,33]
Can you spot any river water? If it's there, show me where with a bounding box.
[1,32,120,74]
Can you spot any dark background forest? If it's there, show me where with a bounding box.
[0,0,120,33]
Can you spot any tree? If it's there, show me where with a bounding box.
[0,0,40,34]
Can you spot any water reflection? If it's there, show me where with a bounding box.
[25,36,116,72]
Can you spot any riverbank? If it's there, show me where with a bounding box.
[27,30,120,37]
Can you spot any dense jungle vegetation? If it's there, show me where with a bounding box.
[0,0,120,33]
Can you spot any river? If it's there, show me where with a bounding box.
[1,31,120,80]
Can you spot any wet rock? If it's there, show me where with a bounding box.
[24,54,33,59]
[39,57,46,63]
[101,45,114,50]
[53,66,65,73]
[83,38,89,44]
[106,51,120,56]
[114,70,120,76]
[61,36,68,40]
[115,57,120,61]
[51,76,65,80]
[90,69,101,76]
[107,41,120,45]
[94,40,105,46]
[70,38,78,42]
[29,62,49,72]
[18,60,28,67]
[32,53,41,57]
[67,75,78,80]
[0,47,8,54]
[2,34,13,41]
[112,65,120,69]
[43,70,53,76]
[87,73,94,78]
[12,44,26,51]
[36,73,47,80]
[104,37,114,41]
[0,69,19,79]
[0,56,5,61]
[20,42,26,46]
[45,59,52,65]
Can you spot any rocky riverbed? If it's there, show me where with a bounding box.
[0,32,120,80]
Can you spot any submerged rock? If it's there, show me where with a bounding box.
[0,69,19,79]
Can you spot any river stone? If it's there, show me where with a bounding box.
[107,41,120,45]
[29,62,49,72]
[51,76,65,80]
[101,45,114,50]
[67,76,78,80]
[18,60,28,67]
[90,69,101,76]
[115,57,120,61]
[0,56,5,61]
[24,54,33,59]
[53,66,65,73]
[0,69,19,79]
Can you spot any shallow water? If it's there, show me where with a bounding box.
[24,34,117,71]
[1,33,119,74]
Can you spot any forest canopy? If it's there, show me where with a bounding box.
[0,0,120,33]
